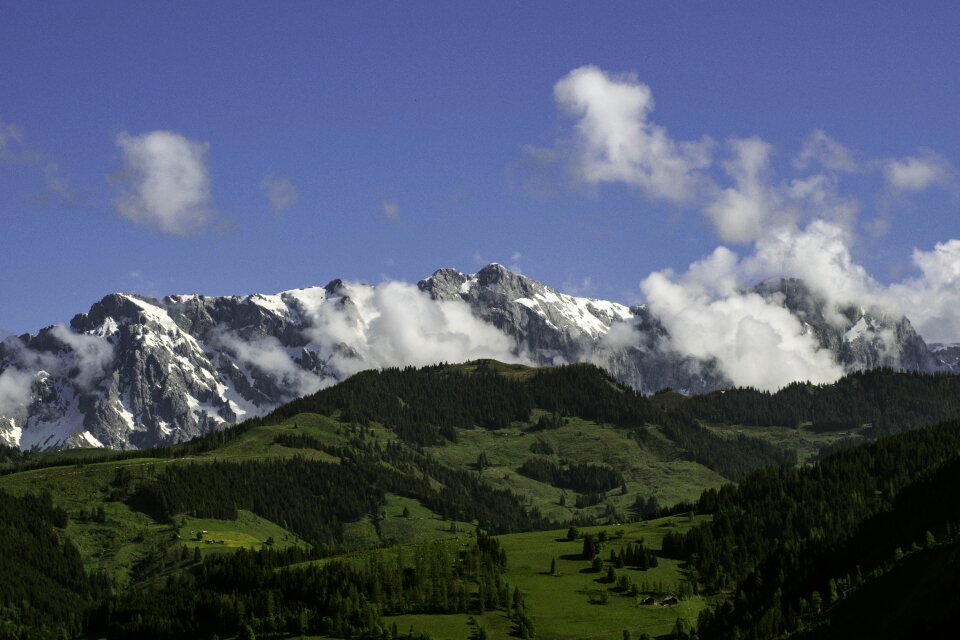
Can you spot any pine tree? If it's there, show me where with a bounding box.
[582,534,596,559]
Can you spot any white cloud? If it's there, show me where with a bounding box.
[562,275,595,297]
[633,211,960,382]
[884,150,955,192]
[545,69,870,246]
[793,129,859,173]
[786,173,860,229]
[200,281,527,400]
[260,173,299,212]
[553,65,713,203]
[885,240,960,343]
[704,139,862,244]
[741,220,877,312]
[382,199,402,222]
[112,130,214,236]
[705,137,781,243]
[640,248,845,391]
[540,67,960,262]
[214,331,322,398]
[302,281,528,379]
[49,324,115,389]
[0,368,33,422]
[509,251,524,274]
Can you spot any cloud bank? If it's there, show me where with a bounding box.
[214,330,322,398]
[113,130,214,236]
[302,281,527,379]
[209,282,527,400]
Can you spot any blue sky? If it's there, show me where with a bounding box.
[2,2,959,337]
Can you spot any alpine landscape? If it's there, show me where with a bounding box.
[2,4,960,639]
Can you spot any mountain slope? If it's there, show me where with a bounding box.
[4,362,960,638]
[0,265,948,450]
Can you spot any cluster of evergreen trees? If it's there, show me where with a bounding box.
[132,429,550,546]
[0,490,109,639]
[89,535,511,639]
[517,459,624,493]
[685,368,960,436]
[609,541,659,571]
[255,363,536,444]
[130,457,385,547]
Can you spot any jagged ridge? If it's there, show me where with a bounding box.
[0,265,947,450]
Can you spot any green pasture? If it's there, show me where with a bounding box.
[177,509,308,556]
[704,422,868,463]
[427,415,727,521]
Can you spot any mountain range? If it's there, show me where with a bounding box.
[0,263,950,450]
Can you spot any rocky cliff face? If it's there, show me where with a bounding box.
[418,264,728,393]
[752,278,942,373]
[0,265,948,450]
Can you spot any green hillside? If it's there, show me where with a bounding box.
[3,361,960,638]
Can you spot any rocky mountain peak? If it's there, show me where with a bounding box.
[752,277,941,372]
[0,265,951,451]
[418,268,469,300]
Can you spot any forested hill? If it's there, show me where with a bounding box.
[253,360,660,441]
[684,368,960,436]
[3,361,960,637]
[249,361,793,481]
[662,417,960,639]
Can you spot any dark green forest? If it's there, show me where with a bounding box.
[88,535,512,639]
[663,418,960,639]
[686,368,960,436]
[0,491,109,639]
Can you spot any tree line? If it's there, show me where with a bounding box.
[684,368,960,436]
[89,535,511,639]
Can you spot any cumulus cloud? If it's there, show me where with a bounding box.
[629,210,960,388]
[260,173,299,213]
[884,150,955,193]
[741,221,876,311]
[544,68,873,244]
[49,324,115,389]
[112,130,214,236]
[704,138,781,243]
[640,248,845,391]
[793,129,859,173]
[553,65,713,203]
[885,240,960,343]
[539,65,960,260]
[201,282,527,401]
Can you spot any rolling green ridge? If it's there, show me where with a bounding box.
[3,362,960,638]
